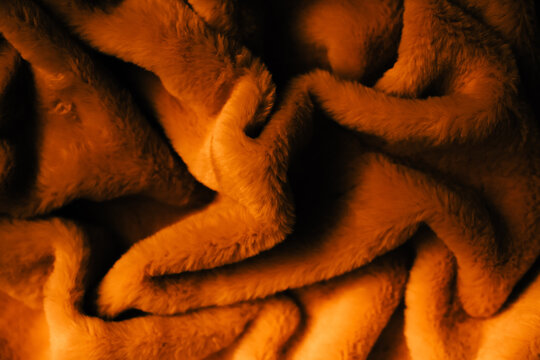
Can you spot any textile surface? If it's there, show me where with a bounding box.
[0,0,539,359]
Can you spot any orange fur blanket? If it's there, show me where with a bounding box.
[1,0,539,359]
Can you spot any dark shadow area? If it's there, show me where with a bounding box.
[0,45,40,215]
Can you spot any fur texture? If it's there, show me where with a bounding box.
[1,218,299,359]
[93,0,538,320]
[0,0,199,217]
[305,0,540,317]
[0,0,539,358]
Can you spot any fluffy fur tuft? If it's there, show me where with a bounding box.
[0,0,539,358]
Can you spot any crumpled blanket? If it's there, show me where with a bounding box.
[0,0,539,359]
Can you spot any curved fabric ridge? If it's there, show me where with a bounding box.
[0,0,538,359]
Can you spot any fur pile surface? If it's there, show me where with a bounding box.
[0,0,539,359]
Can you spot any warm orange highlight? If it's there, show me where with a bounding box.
[0,0,539,359]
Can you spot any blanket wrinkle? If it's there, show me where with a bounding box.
[0,0,200,217]
[3,217,295,360]
[405,235,540,359]
[285,250,410,360]
[0,0,539,359]
[306,0,540,317]
[45,0,306,277]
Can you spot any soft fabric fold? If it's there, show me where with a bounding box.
[0,0,539,359]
